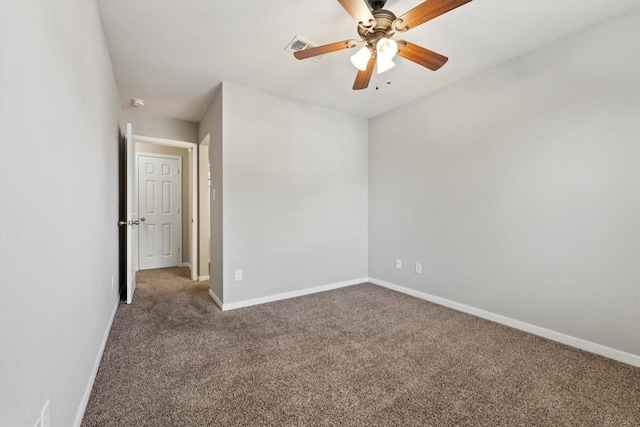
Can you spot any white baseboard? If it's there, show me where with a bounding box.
[216,277,368,311]
[198,275,210,281]
[369,277,640,368]
[73,299,119,427]
[180,262,192,270]
[209,289,223,310]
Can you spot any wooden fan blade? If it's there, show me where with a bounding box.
[353,56,375,90]
[294,40,358,60]
[397,40,448,71]
[337,0,375,25]
[395,0,472,32]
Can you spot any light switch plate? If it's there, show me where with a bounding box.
[395,259,402,270]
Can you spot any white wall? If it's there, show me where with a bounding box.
[369,11,640,357]
[199,87,223,300]
[0,1,121,426]
[222,83,368,304]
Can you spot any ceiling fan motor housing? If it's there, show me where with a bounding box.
[368,0,387,10]
[358,9,397,53]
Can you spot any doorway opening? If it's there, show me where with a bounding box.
[134,135,199,281]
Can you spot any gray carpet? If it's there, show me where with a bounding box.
[82,267,640,426]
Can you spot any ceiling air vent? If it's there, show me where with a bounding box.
[285,36,324,62]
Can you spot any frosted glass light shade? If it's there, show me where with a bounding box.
[350,47,371,71]
[376,57,395,74]
[376,38,398,60]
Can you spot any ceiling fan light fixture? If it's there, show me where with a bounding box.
[377,57,395,74]
[350,47,372,71]
[376,37,398,60]
[292,0,473,90]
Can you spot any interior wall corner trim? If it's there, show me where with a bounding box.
[209,289,223,310]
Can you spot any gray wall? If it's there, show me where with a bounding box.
[369,11,640,356]
[0,1,121,426]
[122,109,199,143]
[199,87,223,300]
[135,142,191,265]
[222,83,368,303]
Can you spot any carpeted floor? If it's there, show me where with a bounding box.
[82,267,640,426]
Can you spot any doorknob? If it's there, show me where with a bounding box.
[132,220,140,225]
[140,217,146,222]
[118,220,140,226]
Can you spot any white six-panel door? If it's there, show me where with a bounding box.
[138,154,182,270]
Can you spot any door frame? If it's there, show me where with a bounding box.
[198,133,211,281]
[133,134,199,280]
[136,152,183,271]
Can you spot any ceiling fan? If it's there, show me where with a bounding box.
[293,0,473,90]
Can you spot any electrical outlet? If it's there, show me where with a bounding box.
[395,259,402,270]
[235,269,243,281]
[415,263,422,274]
[41,399,50,427]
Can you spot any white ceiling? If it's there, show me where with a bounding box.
[97,0,640,122]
